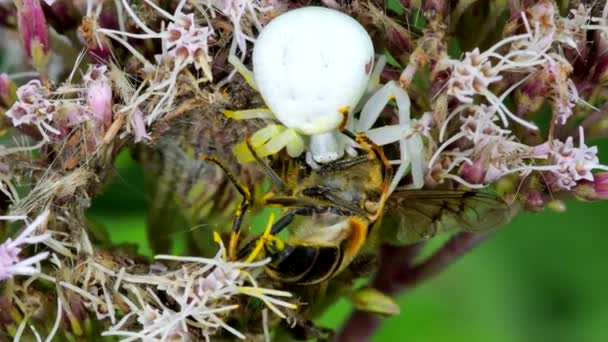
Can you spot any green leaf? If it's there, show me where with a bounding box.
[387,0,405,16]
[383,49,402,68]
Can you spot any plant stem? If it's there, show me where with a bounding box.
[334,232,489,341]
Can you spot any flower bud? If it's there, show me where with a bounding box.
[524,190,544,212]
[86,79,112,126]
[594,172,608,198]
[83,65,113,126]
[547,199,567,213]
[351,287,400,316]
[575,172,608,201]
[460,159,486,185]
[15,0,51,74]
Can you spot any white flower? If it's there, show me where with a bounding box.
[0,210,51,281]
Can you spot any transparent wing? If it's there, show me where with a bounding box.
[379,190,515,245]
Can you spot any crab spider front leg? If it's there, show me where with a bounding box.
[225,56,306,162]
[356,81,424,193]
[233,124,305,163]
[227,54,259,91]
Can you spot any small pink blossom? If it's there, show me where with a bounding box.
[83,65,113,126]
[5,80,59,139]
[165,13,212,71]
[533,128,608,191]
[0,210,51,281]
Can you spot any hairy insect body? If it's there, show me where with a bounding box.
[255,138,391,285]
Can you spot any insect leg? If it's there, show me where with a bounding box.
[236,205,345,259]
[244,137,289,191]
[228,54,259,91]
[356,80,411,132]
[224,108,275,120]
[200,155,251,261]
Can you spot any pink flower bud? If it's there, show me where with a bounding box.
[15,0,51,73]
[592,172,608,200]
[460,159,486,185]
[86,82,112,125]
[524,191,544,212]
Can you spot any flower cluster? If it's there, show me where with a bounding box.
[5,80,58,139]
[425,1,608,195]
[5,65,113,142]
[532,128,608,191]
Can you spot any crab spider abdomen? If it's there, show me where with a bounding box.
[252,6,374,136]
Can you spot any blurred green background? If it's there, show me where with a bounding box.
[90,146,608,342]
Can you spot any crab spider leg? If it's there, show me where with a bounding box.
[199,156,252,261]
[367,55,387,93]
[388,134,424,194]
[243,138,288,191]
[227,54,259,91]
[224,108,275,120]
[257,128,305,158]
[357,80,411,132]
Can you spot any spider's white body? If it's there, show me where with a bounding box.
[252,6,374,137]
[226,6,424,192]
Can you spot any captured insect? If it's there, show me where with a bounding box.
[200,130,513,286]
[224,6,424,192]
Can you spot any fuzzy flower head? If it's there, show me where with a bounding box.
[533,128,608,191]
[0,210,51,281]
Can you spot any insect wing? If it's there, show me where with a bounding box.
[380,190,514,245]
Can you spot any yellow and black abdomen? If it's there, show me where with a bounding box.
[264,243,344,285]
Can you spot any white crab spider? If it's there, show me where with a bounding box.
[226,6,423,192]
